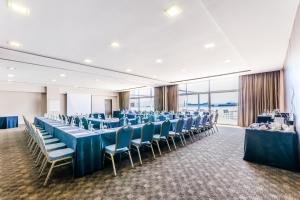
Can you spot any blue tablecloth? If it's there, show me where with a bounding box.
[0,116,18,129]
[35,117,102,177]
[243,128,299,171]
[34,117,178,177]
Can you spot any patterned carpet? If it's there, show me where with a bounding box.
[1,126,300,200]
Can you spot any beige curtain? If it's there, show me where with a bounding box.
[154,85,178,112]
[118,91,129,110]
[238,70,282,127]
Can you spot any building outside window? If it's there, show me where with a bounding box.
[129,87,154,111]
[179,76,239,125]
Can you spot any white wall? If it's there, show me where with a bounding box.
[91,95,118,114]
[284,4,300,132]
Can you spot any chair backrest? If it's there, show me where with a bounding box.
[194,116,201,128]
[82,117,89,130]
[119,117,129,127]
[148,115,155,122]
[159,115,166,121]
[201,114,208,125]
[214,113,219,123]
[75,116,80,125]
[175,118,185,133]
[141,122,155,142]
[160,120,171,137]
[115,126,133,149]
[185,117,193,130]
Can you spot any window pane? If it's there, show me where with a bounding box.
[210,76,238,91]
[129,87,154,111]
[187,81,209,93]
[140,97,154,111]
[211,92,238,125]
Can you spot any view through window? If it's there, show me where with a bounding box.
[129,87,154,111]
[179,76,239,125]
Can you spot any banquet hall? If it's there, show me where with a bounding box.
[1,0,300,199]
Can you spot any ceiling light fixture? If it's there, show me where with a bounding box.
[165,5,182,17]
[52,79,56,82]
[111,41,120,48]
[181,69,186,72]
[7,41,22,48]
[126,68,132,72]
[153,75,157,78]
[204,43,215,49]
[59,74,66,77]
[7,67,16,70]
[7,74,15,78]
[7,0,30,16]
[84,59,92,63]
[224,59,231,63]
[156,59,163,64]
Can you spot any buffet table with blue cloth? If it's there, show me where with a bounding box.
[256,115,274,123]
[0,116,18,129]
[34,117,102,177]
[243,128,299,171]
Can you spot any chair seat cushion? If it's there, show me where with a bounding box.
[45,142,67,151]
[169,131,181,136]
[153,134,166,140]
[48,148,74,161]
[105,144,129,155]
[43,135,53,139]
[131,138,151,146]
[44,138,60,144]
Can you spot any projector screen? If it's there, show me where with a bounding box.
[67,93,91,116]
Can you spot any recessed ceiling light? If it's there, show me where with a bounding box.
[84,59,92,63]
[126,68,132,72]
[59,74,66,77]
[181,69,186,72]
[7,67,16,70]
[111,41,120,48]
[52,79,56,82]
[165,5,182,17]
[204,43,215,49]
[7,0,30,16]
[8,41,22,48]
[224,59,231,63]
[153,75,157,78]
[156,59,163,64]
[7,74,15,78]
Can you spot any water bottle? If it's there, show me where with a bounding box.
[79,119,83,129]
[88,121,92,131]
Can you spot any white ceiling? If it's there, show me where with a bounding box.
[0,0,299,91]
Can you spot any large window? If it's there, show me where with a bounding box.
[129,88,154,111]
[179,76,238,125]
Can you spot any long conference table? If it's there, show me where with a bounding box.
[35,117,178,177]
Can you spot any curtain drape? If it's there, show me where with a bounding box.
[154,85,178,112]
[238,70,282,127]
[118,91,129,110]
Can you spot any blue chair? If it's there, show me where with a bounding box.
[191,115,201,138]
[119,117,129,127]
[82,117,89,130]
[131,122,156,164]
[158,115,167,121]
[199,114,209,136]
[148,115,155,122]
[153,120,171,155]
[182,117,194,143]
[169,118,185,149]
[104,126,134,176]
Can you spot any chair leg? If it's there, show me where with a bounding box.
[155,140,162,155]
[165,139,171,152]
[136,146,142,165]
[189,132,194,142]
[150,144,156,159]
[39,158,48,176]
[181,134,187,145]
[171,137,176,150]
[128,150,134,168]
[179,135,185,146]
[215,125,219,132]
[44,161,55,186]
[110,154,117,176]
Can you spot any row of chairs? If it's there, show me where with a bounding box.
[23,116,74,186]
[103,113,219,176]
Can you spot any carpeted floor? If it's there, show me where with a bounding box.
[1,126,300,200]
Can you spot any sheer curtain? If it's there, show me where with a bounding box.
[118,91,129,110]
[238,70,282,127]
[154,85,178,112]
